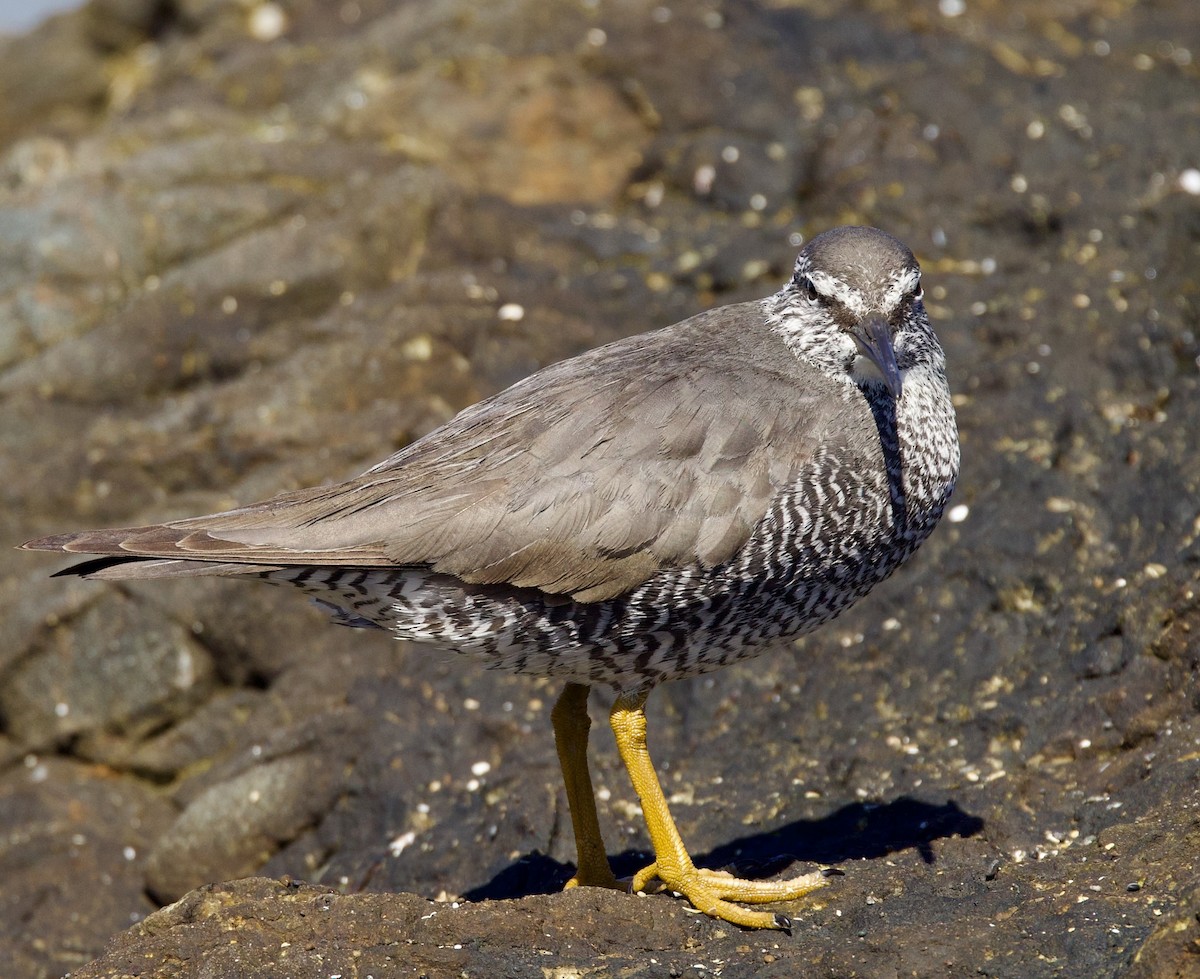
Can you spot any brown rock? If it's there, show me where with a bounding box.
[2,0,1198,976]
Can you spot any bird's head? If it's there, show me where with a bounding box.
[773,226,943,399]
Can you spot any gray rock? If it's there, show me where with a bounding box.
[145,746,348,902]
[1,0,1198,975]
[0,592,216,749]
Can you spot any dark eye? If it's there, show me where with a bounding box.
[801,277,819,301]
[913,287,924,302]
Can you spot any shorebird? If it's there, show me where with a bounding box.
[23,226,959,928]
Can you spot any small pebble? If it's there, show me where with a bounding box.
[249,3,287,41]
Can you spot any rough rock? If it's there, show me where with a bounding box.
[1,0,1198,977]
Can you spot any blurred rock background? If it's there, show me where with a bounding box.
[0,0,1197,976]
[0,1,81,37]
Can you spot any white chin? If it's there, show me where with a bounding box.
[850,356,907,396]
[851,354,887,387]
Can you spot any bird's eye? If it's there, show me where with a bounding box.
[800,277,819,301]
[913,287,924,302]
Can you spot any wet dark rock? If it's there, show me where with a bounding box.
[1,0,1198,977]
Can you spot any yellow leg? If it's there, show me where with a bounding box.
[552,682,622,890]
[610,690,828,929]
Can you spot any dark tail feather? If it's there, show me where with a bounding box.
[50,556,280,580]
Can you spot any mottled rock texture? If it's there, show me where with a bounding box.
[1,0,1197,976]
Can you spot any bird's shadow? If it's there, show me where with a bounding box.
[463,795,984,902]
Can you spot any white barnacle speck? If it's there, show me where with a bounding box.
[401,335,433,361]
[249,3,287,41]
[947,503,969,523]
[1179,169,1200,195]
[470,760,491,777]
[497,303,525,322]
[388,830,416,857]
[174,645,197,689]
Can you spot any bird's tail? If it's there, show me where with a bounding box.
[20,529,282,580]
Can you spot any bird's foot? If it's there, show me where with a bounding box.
[563,865,625,891]
[631,861,828,929]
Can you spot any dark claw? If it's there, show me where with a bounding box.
[821,867,845,877]
[773,912,793,932]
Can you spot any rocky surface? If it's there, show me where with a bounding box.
[1,0,1198,976]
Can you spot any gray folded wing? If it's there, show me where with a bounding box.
[24,304,841,602]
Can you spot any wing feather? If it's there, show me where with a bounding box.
[23,303,846,600]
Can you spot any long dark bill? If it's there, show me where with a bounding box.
[851,313,903,399]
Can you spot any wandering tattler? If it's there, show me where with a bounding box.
[23,226,960,929]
